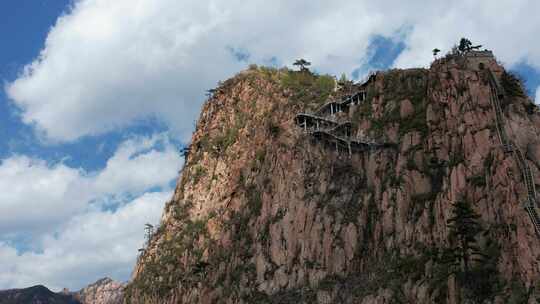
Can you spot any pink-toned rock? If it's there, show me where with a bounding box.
[400,99,414,118]
[76,278,124,304]
[126,53,540,304]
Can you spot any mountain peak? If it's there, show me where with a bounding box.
[125,49,540,303]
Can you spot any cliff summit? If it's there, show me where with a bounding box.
[126,49,540,303]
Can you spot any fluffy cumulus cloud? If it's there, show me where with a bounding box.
[0,134,182,289]
[0,156,82,235]
[7,0,540,142]
[0,191,169,290]
[0,134,181,236]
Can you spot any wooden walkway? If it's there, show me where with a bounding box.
[487,69,540,237]
[295,89,394,155]
[315,91,367,117]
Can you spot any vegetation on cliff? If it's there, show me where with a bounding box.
[125,50,540,303]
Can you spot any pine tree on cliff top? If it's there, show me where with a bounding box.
[458,38,482,53]
[293,58,311,72]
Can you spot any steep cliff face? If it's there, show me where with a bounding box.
[125,53,540,303]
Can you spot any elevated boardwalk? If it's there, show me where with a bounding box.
[295,88,394,155]
[486,69,540,237]
[310,129,391,154]
[315,91,367,117]
[295,113,339,132]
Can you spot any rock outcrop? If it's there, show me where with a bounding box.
[75,278,125,304]
[125,52,540,303]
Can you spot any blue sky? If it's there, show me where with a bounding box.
[1,0,540,292]
[0,1,176,171]
[0,0,70,159]
[0,1,185,290]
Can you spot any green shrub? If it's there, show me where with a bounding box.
[410,192,436,222]
[127,200,212,299]
[524,102,536,115]
[399,113,428,137]
[211,111,247,154]
[467,175,486,187]
[255,149,266,163]
[501,71,526,98]
[279,71,334,107]
[398,99,428,137]
[192,165,207,184]
[212,127,238,152]
[448,151,465,167]
[406,156,418,171]
[483,153,493,170]
[267,122,281,137]
[315,75,335,93]
[246,185,263,216]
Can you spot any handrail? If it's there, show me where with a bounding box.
[314,90,366,116]
[487,69,505,98]
[486,69,540,237]
[487,75,510,150]
[321,121,352,134]
[295,91,391,155]
[295,113,339,125]
[309,129,384,151]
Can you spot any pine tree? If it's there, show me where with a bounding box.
[446,200,483,277]
[458,38,482,53]
[293,58,311,72]
[443,200,506,303]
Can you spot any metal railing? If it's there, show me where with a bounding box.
[487,69,540,236]
[295,90,392,155]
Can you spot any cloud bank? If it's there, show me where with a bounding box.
[6,0,540,142]
[0,134,182,290]
[0,191,169,290]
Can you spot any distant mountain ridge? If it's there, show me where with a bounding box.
[0,285,79,304]
[0,278,124,304]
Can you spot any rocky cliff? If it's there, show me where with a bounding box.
[125,51,540,303]
[75,278,125,304]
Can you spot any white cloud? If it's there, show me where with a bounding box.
[0,134,181,237]
[391,1,540,69]
[0,156,87,236]
[6,0,243,142]
[536,87,540,104]
[8,0,539,142]
[92,134,181,195]
[0,191,169,291]
[0,133,182,289]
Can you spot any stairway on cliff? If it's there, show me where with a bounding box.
[125,51,540,304]
[486,67,540,236]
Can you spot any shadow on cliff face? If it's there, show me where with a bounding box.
[126,54,540,303]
